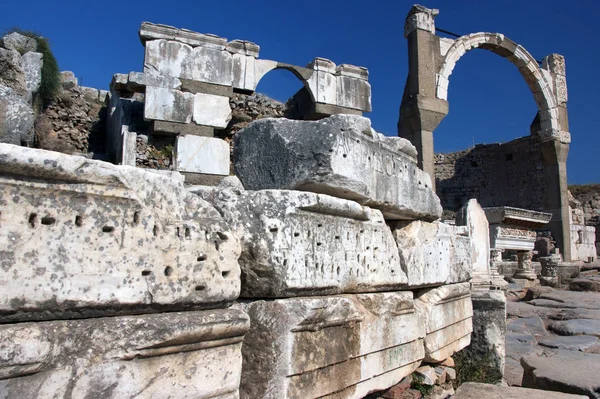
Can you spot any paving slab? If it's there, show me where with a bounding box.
[538,290,600,310]
[506,332,541,361]
[529,299,577,309]
[454,382,587,398]
[538,335,599,351]
[508,316,548,337]
[549,319,600,338]
[521,349,600,398]
[569,277,600,292]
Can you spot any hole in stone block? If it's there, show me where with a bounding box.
[217,232,228,240]
[195,284,206,292]
[197,254,207,262]
[185,227,191,238]
[329,149,334,153]
[164,266,173,276]
[335,235,340,239]
[75,215,83,227]
[141,270,152,276]
[222,270,230,278]
[269,227,278,233]
[153,225,159,236]
[316,242,322,246]
[214,241,220,251]
[41,216,56,226]
[283,259,288,266]
[336,267,340,275]
[102,226,115,233]
[317,224,322,228]
[471,161,478,167]
[133,211,140,225]
[294,232,300,237]
[343,154,347,158]
[29,213,37,227]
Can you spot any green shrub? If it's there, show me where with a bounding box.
[4,27,61,108]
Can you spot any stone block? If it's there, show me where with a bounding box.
[152,120,214,136]
[415,283,473,362]
[226,39,260,57]
[0,309,249,398]
[237,292,425,399]
[21,51,42,102]
[144,86,194,123]
[140,22,227,49]
[175,135,230,175]
[0,85,34,146]
[0,48,26,97]
[110,72,127,91]
[180,78,234,96]
[392,220,472,288]
[193,188,407,297]
[127,71,182,92]
[336,74,372,111]
[190,46,233,86]
[233,115,442,221]
[1,32,37,53]
[192,92,232,128]
[454,383,587,399]
[0,144,241,322]
[456,199,491,287]
[60,71,78,89]
[144,39,193,79]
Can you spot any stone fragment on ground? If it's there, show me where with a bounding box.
[569,276,600,292]
[453,382,588,398]
[538,335,599,351]
[237,292,425,399]
[233,114,442,221]
[549,319,600,338]
[0,309,249,398]
[521,349,600,398]
[0,144,241,322]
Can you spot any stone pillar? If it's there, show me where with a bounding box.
[539,254,560,287]
[540,139,571,261]
[489,248,508,289]
[398,5,448,190]
[514,250,536,280]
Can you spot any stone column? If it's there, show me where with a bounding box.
[489,248,508,289]
[398,5,448,190]
[514,250,536,280]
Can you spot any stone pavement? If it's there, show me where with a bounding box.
[505,268,600,397]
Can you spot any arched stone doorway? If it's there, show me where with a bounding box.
[398,5,572,260]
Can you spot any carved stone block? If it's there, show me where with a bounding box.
[0,144,241,322]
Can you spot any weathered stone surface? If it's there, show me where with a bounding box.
[521,349,600,398]
[538,335,599,351]
[454,382,587,399]
[60,71,78,89]
[190,46,233,86]
[508,316,548,337]
[0,48,26,96]
[175,135,230,175]
[569,277,600,292]
[193,92,232,128]
[1,32,37,53]
[458,290,507,382]
[456,199,492,286]
[391,220,472,287]
[127,71,182,91]
[0,85,34,146]
[144,86,193,123]
[193,188,408,296]
[140,22,227,49]
[237,292,425,399]
[234,115,442,221]
[415,283,473,362]
[144,39,193,79]
[0,309,249,398]
[549,319,600,338]
[21,51,42,102]
[0,144,241,322]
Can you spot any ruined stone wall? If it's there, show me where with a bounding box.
[435,135,545,212]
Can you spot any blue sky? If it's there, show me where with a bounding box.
[1,0,598,183]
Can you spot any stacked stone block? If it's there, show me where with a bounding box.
[107,22,372,184]
[192,114,475,398]
[0,144,249,398]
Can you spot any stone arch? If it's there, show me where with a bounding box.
[435,32,562,135]
[252,60,317,103]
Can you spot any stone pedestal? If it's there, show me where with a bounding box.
[515,250,537,280]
